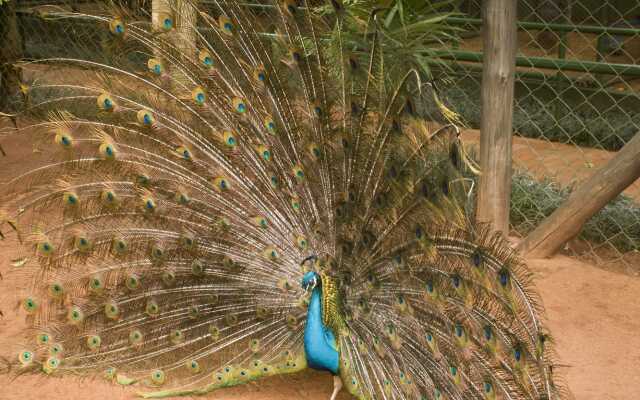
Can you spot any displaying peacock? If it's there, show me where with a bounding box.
[0,1,564,399]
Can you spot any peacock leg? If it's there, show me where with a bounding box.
[330,374,343,400]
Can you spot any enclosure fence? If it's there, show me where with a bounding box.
[3,0,640,271]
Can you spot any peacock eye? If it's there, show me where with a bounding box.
[164,17,173,29]
[217,15,234,35]
[110,19,125,35]
[151,369,165,384]
[499,269,510,287]
[99,142,117,160]
[514,346,522,361]
[90,276,104,291]
[68,306,84,324]
[107,303,118,316]
[455,324,463,337]
[192,87,206,105]
[232,98,247,113]
[292,165,304,180]
[23,297,38,313]
[484,325,492,340]
[37,333,50,344]
[49,282,64,298]
[87,335,101,350]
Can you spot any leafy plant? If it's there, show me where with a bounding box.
[317,0,462,92]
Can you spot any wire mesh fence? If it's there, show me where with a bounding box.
[427,0,640,271]
[1,0,639,271]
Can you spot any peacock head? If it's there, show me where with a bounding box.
[301,271,320,292]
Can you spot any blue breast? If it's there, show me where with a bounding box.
[304,287,340,374]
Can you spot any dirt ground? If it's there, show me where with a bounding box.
[461,129,640,201]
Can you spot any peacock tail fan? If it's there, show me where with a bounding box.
[0,0,565,399]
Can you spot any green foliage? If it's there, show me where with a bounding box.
[510,172,640,252]
[317,0,462,84]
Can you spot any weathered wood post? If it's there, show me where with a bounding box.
[519,132,640,258]
[476,0,518,236]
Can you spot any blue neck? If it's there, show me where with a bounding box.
[306,287,323,335]
[303,286,339,374]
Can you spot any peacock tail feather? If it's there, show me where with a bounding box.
[0,1,565,399]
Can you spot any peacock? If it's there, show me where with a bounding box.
[0,1,564,399]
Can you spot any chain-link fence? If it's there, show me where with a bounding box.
[426,1,640,272]
[2,0,639,271]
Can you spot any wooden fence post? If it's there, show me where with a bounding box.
[476,0,517,235]
[519,131,640,258]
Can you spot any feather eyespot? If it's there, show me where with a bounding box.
[137,109,155,126]
[198,49,214,68]
[97,93,116,111]
[213,177,230,192]
[252,216,268,228]
[109,18,125,35]
[186,360,200,374]
[18,350,34,366]
[191,259,205,276]
[44,357,60,374]
[68,306,84,324]
[99,142,117,160]
[22,297,38,313]
[38,240,55,256]
[222,130,237,148]
[192,87,206,105]
[129,330,143,346]
[290,196,301,211]
[90,275,105,293]
[162,271,176,287]
[232,97,247,113]
[498,269,510,287]
[264,117,276,133]
[296,235,308,250]
[170,329,184,345]
[104,301,120,319]
[292,165,304,181]
[218,15,233,35]
[37,333,50,345]
[148,58,164,75]
[54,130,73,148]
[176,146,192,160]
[256,145,271,161]
[87,335,101,350]
[308,143,321,159]
[150,369,165,385]
[146,300,160,316]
